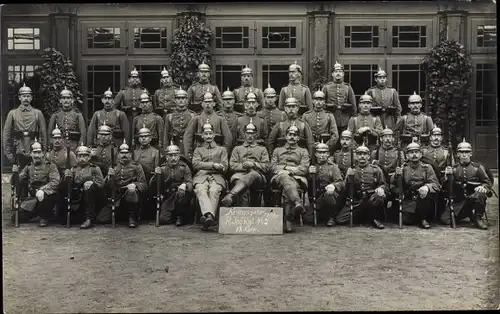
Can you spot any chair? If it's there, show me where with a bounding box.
[270,180,306,227]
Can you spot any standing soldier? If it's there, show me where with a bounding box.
[187,61,223,113]
[392,141,441,228]
[365,68,402,130]
[14,139,60,227]
[183,92,233,159]
[192,122,228,231]
[271,125,310,233]
[151,142,193,226]
[309,141,345,227]
[422,126,449,178]
[322,61,357,136]
[3,83,48,169]
[268,97,314,156]
[278,61,313,115]
[47,87,87,151]
[441,139,493,230]
[164,87,197,157]
[64,143,105,229]
[89,124,117,177]
[257,83,285,132]
[114,67,143,126]
[221,121,270,207]
[331,130,355,176]
[96,140,147,228]
[347,93,383,150]
[131,90,164,150]
[217,87,242,149]
[397,92,433,146]
[153,67,177,117]
[301,89,339,153]
[133,126,160,183]
[235,93,268,145]
[87,88,130,147]
[233,66,265,112]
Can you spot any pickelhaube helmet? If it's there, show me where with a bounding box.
[313,89,325,99]
[60,86,73,98]
[75,142,91,155]
[202,119,214,132]
[52,124,63,138]
[161,66,169,78]
[203,92,214,102]
[31,138,42,152]
[175,86,188,98]
[245,118,257,133]
[289,60,302,73]
[264,82,276,97]
[284,97,298,106]
[98,122,112,135]
[408,91,422,103]
[407,140,421,152]
[316,140,329,152]
[375,67,387,77]
[356,143,370,153]
[166,140,181,155]
[119,139,130,153]
[381,128,394,137]
[103,87,113,98]
[431,125,443,135]
[286,125,299,135]
[198,61,210,72]
[138,124,151,136]
[457,138,472,152]
[341,130,353,139]
[241,66,253,75]
[140,89,150,102]
[359,92,373,103]
[222,87,235,100]
[246,92,257,102]
[129,67,139,77]
[333,61,343,71]
[18,83,33,95]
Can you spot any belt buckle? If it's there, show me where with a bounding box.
[23,131,29,136]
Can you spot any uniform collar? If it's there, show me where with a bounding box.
[243,142,257,147]
[19,104,33,112]
[284,143,298,149]
[203,142,215,149]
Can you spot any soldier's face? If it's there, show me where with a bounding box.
[60,95,73,109]
[356,151,370,165]
[244,100,257,115]
[129,77,140,87]
[222,99,235,111]
[198,70,210,82]
[245,131,257,142]
[409,102,422,114]
[408,149,422,162]
[333,69,344,81]
[241,74,253,86]
[376,76,387,87]
[457,151,472,164]
[52,137,62,148]
[161,76,173,87]
[202,100,214,113]
[19,93,33,105]
[315,151,329,164]
[102,96,113,109]
[175,96,188,109]
[430,134,442,147]
[77,153,91,165]
[97,133,112,145]
[140,101,152,113]
[203,130,214,143]
[31,150,43,163]
[289,69,300,81]
[284,105,298,118]
[265,95,276,107]
[340,137,352,148]
[166,153,180,166]
[286,132,299,144]
[382,135,394,146]
[313,98,325,110]
[119,151,131,163]
[359,101,372,114]
[138,135,151,146]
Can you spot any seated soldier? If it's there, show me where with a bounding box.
[441,139,493,230]
[396,92,433,147]
[151,142,193,226]
[391,141,441,229]
[221,121,270,207]
[347,93,383,151]
[14,139,60,227]
[96,140,147,228]
[192,121,228,231]
[64,143,105,229]
[337,144,387,229]
[309,141,345,227]
[329,130,356,177]
[271,125,310,233]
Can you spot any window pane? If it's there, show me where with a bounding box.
[261,64,289,91]
[475,63,497,126]
[7,64,41,108]
[86,65,121,120]
[7,27,41,51]
[262,26,297,49]
[392,25,427,48]
[345,26,379,48]
[477,25,497,48]
[215,65,245,92]
[391,64,426,114]
[215,26,249,49]
[343,64,378,102]
[133,27,167,49]
[87,27,121,49]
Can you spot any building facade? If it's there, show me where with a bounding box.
[1,1,497,168]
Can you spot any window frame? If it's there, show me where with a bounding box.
[125,58,172,94]
[212,58,257,92]
[255,20,304,55]
[5,59,44,110]
[468,17,497,54]
[80,21,127,55]
[3,20,49,55]
[208,20,256,55]
[336,57,385,102]
[471,57,498,128]
[386,18,436,54]
[336,19,386,54]
[257,58,304,92]
[127,20,174,55]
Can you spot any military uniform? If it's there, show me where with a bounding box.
[236,115,268,145]
[365,69,402,130]
[332,148,354,176]
[322,81,357,131]
[87,108,130,147]
[301,109,339,152]
[48,109,86,151]
[278,84,313,114]
[154,87,177,116]
[372,145,405,181]
[164,109,196,156]
[257,107,285,132]
[422,145,449,177]
[234,86,265,112]
[131,112,164,148]
[45,148,77,176]
[133,145,160,183]
[268,118,314,156]
[217,109,241,149]
[90,145,117,177]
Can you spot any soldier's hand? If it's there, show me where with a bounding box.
[346,168,355,177]
[418,185,429,198]
[36,190,45,202]
[213,163,224,171]
[7,154,15,164]
[108,168,116,176]
[358,126,370,134]
[12,165,19,173]
[375,187,385,197]
[242,161,254,169]
[177,185,186,198]
[325,184,335,194]
[64,169,72,177]
[90,148,98,156]
[309,166,317,174]
[127,183,136,192]
[327,156,335,165]
[475,185,488,194]
[395,167,403,176]
[445,166,453,175]
[155,167,162,174]
[84,181,93,190]
[277,170,290,176]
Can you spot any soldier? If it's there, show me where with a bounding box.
[278,61,313,115]
[330,130,355,176]
[422,126,449,178]
[87,88,130,147]
[271,125,310,233]
[96,140,147,228]
[114,67,144,126]
[89,123,117,177]
[441,139,493,230]
[133,126,161,183]
[183,92,233,159]
[233,66,265,112]
[47,87,87,151]
[397,92,433,146]
[131,90,164,150]
[164,87,197,157]
[187,61,223,113]
[392,141,441,228]
[257,83,285,132]
[337,144,387,229]
[63,143,105,229]
[153,67,177,117]
[322,61,357,135]
[151,142,193,226]
[347,93,383,150]
[192,122,228,231]
[268,97,314,156]
[309,141,345,227]
[3,83,48,169]
[301,89,339,153]
[217,87,242,149]
[371,128,406,182]
[221,121,270,207]
[365,68,402,130]
[13,139,60,227]
[236,93,268,145]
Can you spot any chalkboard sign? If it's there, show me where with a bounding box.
[218,207,283,235]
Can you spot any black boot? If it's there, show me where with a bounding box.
[326,217,336,227]
[39,219,49,227]
[285,220,293,233]
[80,218,94,229]
[420,220,431,229]
[175,216,183,226]
[372,219,385,229]
[471,214,488,230]
[128,217,138,228]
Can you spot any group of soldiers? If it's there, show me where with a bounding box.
[4,60,495,233]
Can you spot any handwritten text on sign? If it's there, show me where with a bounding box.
[218,207,283,235]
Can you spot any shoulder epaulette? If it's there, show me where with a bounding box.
[343,82,351,86]
[235,112,243,117]
[303,110,313,115]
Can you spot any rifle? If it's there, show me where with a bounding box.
[446,138,456,229]
[110,146,116,228]
[348,146,355,228]
[12,154,20,228]
[155,149,162,227]
[66,131,72,228]
[396,132,404,229]
[312,170,317,227]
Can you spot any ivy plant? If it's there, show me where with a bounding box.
[38,47,83,121]
[422,40,473,148]
[169,13,213,89]
[311,56,328,91]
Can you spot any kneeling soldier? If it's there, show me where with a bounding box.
[97,140,147,227]
[221,121,270,207]
[271,125,310,233]
[441,139,492,229]
[192,122,228,231]
[392,141,441,228]
[330,130,355,176]
[152,142,193,226]
[14,139,60,227]
[64,143,105,229]
[309,141,345,226]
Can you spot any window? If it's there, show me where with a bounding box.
[343,64,379,103]
[7,64,41,109]
[133,27,168,49]
[86,65,121,120]
[344,26,379,48]
[391,64,426,114]
[262,26,296,49]
[475,63,497,127]
[477,25,496,48]
[7,28,40,50]
[262,64,289,91]
[215,65,246,92]
[87,28,121,49]
[392,26,427,48]
[131,64,170,96]
[256,21,303,54]
[216,27,249,49]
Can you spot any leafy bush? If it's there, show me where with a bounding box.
[311,56,328,91]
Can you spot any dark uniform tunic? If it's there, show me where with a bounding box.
[233,86,265,112]
[236,115,268,145]
[45,148,77,176]
[301,109,339,151]
[153,87,177,116]
[68,163,104,221]
[257,107,285,132]
[268,118,314,156]
[48,109,87,151]
[164,109,197,156]
[131,112,164,148]
[331,148,354,176]
[322,81,357,131]
[87,109,130,147]
[114,86,144,125]
[371,146,405,181]
[90,145,118,177]
[278,83,313,115]
[133,145,160,182]
[312,162,345,220]
[183,112,233,158]
[187,82,223,113]
[347,113,383,149]
[217,109,242,150]
[365,86,402,130]
[422,146,449,178]
[399,113,433,138]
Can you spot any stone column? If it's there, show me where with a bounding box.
[49,13,76,59]
[308,11,332,87]
[445,10,467,44]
